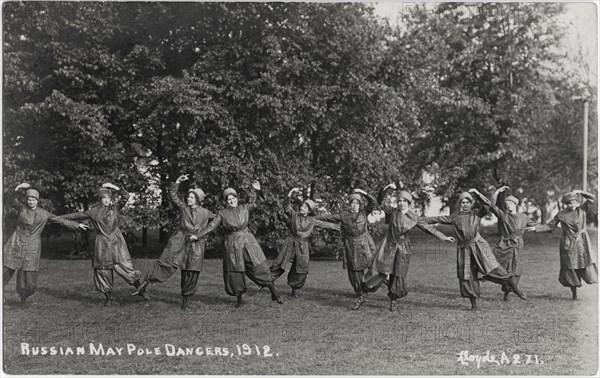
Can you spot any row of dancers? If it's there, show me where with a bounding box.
[3,177,597,311]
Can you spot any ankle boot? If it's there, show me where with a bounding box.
[571,287,578,300]
[469,297,477,310]
[235,295,244,308]
[132,280,149,296]
[291,288,299,298]
[181,295,189,310]
[268,283,283,304]
[351,294,365,310]
[104,293,112,307]
[508,278,527,301]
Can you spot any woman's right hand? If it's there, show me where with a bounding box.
[176,174,190,184]
[288,187,300,197]
[15,183,31,191]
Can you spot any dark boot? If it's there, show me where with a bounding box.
[469,297,477,310]
[131,280,149,297]
[351,294,365,310]
[104,293,112,307]
[20,296,28,307]
[570,287,578,300]
[389,299,397,312]
[181,295,189,310]
[235,295,244,308]
[268,283,283,304]
[503,291,510,301]
[291,288,299,298]
[508,277,527,301]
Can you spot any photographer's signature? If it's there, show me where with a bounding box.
[457,350,544,368]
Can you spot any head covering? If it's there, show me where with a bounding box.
[348,193,363,204]
[97,187,112,199]
[397,190,413,204]
[223,188,237,199]
[505,195,519,206]
[458,192,473,203]
[562,192,578,204]
[26,189,39,199]
[303,199,317,214]
[188,188,205,203]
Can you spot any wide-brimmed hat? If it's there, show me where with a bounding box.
[561,192,578,204]
[26,189,39,199]
[223,188,237,199]
[458,192,473,203]
[397,190,413,204]
[188,188,206,203]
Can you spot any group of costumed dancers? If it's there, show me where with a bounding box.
[3,176,597,311]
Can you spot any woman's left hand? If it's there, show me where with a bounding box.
[189,235,199,241]
[77,224,90,230]
[444,236,456,243]
[252,180,261,191]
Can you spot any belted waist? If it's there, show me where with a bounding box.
[458,236,479,249]
[346,232,369,240]
[569,229,586,238]
[229,228,251,236]
[288,234,309,242]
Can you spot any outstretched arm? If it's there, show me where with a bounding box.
[533,215,560,233]
[420,215,453,225]
[416,221,455,243]
[48,214,90,231]
[195,214,222,240]
[314,219,341,232]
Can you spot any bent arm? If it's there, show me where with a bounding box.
[314,219,341,232]
[196,215,222,239]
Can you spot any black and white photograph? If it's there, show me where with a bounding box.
[1,1,598,376]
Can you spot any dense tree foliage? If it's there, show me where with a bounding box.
[3,2,596,250]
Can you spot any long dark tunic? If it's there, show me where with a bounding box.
[62,188,133,269]
[216,191,267,273]
[157,182,220,272]
[316,194,377,271]
[536,201,596,272]
[3,200,80,271]
[422,204,499,280]
[274,201,340,274]
[374,202,447,277]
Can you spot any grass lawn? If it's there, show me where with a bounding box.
[2,227,598,375]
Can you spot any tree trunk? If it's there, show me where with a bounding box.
[142,227,148,247]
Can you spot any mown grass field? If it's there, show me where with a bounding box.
[2,227,598,375]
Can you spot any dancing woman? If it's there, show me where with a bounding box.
[197,181,282,308]
[3,183,89,305]
[533,190,597,300]
[270,187,340,297]
[132,174,220,309]
[478,186,539,300]
[315,188,377,310]
[62,183,146,306]
[362,183,455,311]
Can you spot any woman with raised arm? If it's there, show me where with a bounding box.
[479,186,539,300]
[362,183,455,311]
[270,187,340,298]
[3,183,89,306]
[197,180,282,308]
[533,190,597,300]
[132,174,221,310]
[62,182,146,306]
[315,188,377,310]
[421,189,527,310]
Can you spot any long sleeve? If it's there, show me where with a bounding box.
[116,188,130,210]
[284,196,295,218]
[471,191,492,218]
[364,193,378,214]
[535,215,560,232]
[61,210,92,221]
[416,221,449,241]
[169,182,186,209]
[196,214,222,239]
[421,215,453,225]
[315,213,342,223]
[246,189,258,212]
[314,219,341,232]
[377,187,388,206]
[48,214,82,230]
